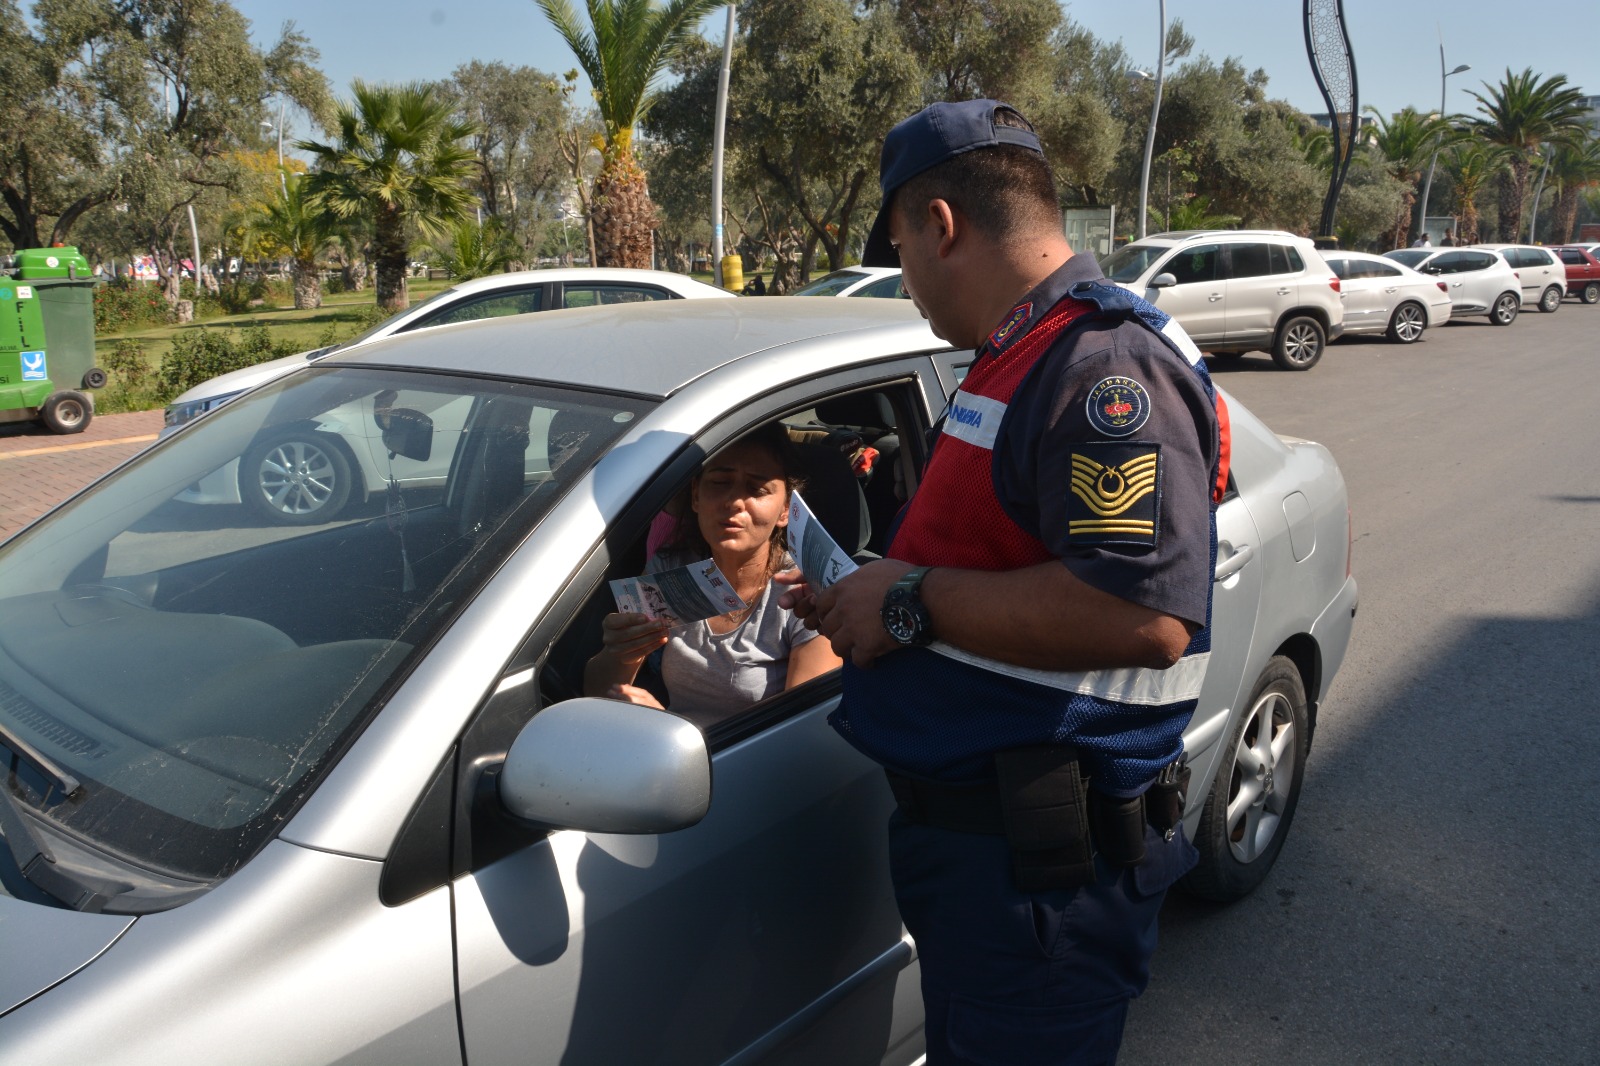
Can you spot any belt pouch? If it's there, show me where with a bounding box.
[994,745,1095,892]
[1091,793,1147,868]
[1146,762,1192,834]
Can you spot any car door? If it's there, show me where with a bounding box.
[1326,259,1381,332]
[452,369,942,1066]
[1146,243,1226,343]
[1222,242,1295,345]
[1454,250,1508,312]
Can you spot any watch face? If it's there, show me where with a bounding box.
[884,604,916,643]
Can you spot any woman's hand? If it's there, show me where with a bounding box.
[585,612,669,696]
[607,683,665,709]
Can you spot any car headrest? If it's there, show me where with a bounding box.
[791,440,870,556]
[815,392,894,432]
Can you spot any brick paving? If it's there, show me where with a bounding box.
[0,408,165,541]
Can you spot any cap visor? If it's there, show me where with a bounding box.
[861,207,898,268]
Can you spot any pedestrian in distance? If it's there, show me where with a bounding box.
[778,99,1225,1064]
[1441,231,1456,247]
[1412,232,1432,247]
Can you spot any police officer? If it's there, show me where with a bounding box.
[780,100,1223,1063]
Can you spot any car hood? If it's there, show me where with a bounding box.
[167,349,323,406]
[0,891,133,1015]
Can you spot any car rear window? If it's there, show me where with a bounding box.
[1228,243,1273,278]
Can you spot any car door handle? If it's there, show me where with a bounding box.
[1451,282,1463,288]
[1276,288,1292,296]
[1208,293,1223,302]
[1384,287,1397,293]
[1214,543,1255,582]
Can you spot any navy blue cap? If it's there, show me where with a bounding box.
[861,99,1044,267]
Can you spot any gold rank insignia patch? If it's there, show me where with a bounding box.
[1067,442,1160,546]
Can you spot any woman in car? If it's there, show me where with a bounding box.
[584,424,841,723]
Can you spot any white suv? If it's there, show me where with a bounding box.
[1098,230,1345,371]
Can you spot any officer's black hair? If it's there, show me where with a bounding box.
[891,110,1059,243]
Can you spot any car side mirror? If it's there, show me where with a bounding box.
[381,407,433,462]
[1148,272,1177,289]
[499,698,711,834]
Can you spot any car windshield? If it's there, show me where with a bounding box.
[0,366,647,901]
[1385,249,1431,268]
[321,286,462,355]
[1098,243,1173,283]
[791,270,871,296]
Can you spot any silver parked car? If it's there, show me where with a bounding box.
[0,299,1356,1064]
[1322,250,1453,343]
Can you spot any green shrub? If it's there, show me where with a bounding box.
[96,339,161,414]
[94,279,170,333]
[155,325,299,403]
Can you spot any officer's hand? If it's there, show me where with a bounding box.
[773,569,818,628]
[813,559,915,669]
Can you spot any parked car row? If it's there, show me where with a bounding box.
[1,295,1357,1064]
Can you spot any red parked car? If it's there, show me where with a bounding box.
[1552,245,1600,304]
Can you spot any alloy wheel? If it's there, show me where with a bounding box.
[257,439,340,517]
[1225,689,1298,863]
[1391,304,1425,343]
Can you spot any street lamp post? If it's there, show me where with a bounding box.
[1416,50,1469,243]
[1132,0,1166,239]
[710,4,735,288]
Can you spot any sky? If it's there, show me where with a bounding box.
[233,0,1597,155]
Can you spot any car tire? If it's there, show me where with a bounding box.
[1581,282,1599,305]
[1182,656,1310,903]
[1270,316,1325,371]
[82,367,109,390]
[40,391,92,434]
[1490,292,1519,325]
[1385,301,1427,344]
[239,431,355,525]
[1538,285,1562,313]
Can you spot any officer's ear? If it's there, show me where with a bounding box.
[923,198,960,259]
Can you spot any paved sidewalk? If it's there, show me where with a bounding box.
[0,409,165,541]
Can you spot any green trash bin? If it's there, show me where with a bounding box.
[0,247,98,434]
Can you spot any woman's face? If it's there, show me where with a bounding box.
[691,441,790,561]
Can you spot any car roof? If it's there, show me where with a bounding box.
[331,297,944,399]
[442,267,735,299]
[1142,229,1308,243]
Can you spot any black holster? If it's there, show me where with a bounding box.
[1145,758,1192,837]
[994,745,1096,892]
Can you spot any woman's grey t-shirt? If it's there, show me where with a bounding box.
[649,551,818,726]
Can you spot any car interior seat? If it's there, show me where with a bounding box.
[811,392,903,556]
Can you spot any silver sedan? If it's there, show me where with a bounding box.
[0,299,1356,1064]
[1323,250,1452,343]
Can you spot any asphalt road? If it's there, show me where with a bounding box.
[1123,302,1600,1063]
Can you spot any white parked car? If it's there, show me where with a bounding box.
[1098,230,1346,371]
[160,269,735,524]
[1321,250,1452,343]
[1471,243,1567,314]
[791,267,908,299]
[0,298,1356,1064]
[1383,247,1523,325]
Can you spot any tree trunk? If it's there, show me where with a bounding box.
[1552,185,1581,246]
[292,258,322,310]
[373,205,409,311]
[590,151,657,270]
[1496,159,1531,242]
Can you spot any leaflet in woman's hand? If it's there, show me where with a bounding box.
[610,558,746,625]
[788,491,859,590]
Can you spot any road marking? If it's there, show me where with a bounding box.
[0,433,159,461]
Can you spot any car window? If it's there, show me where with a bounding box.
[0,367,648,892]
[1324,258,1363,280]
[1427,252,1466,274]
[1098,242,1171,283]
[563,284,670,308]
[1558,249,1585,265]
[1367,261,1402,279]
[1165,245,1219,285]
[1458,251,1498,272]
[1270,244,1305,275]
[408,287,545,329]
[854,274,906,299]
[1520,248,1553,266]
[1386,249,1431,268]
[791,270,871,296]
[1227,243,1273,279]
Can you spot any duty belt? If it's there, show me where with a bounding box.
[885,745,1190,892]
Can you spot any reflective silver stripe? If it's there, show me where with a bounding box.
[1159,317,1206,366]
[926,642,1210,706]
[942,391,1006,451]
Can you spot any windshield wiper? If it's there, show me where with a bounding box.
[0,720,82,799]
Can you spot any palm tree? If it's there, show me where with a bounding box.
[298,81,482,310]
[535,0,724,268]
[1364,106,1463,249]
[429,217,521,280]
[1466,68,1590,242]
[1151,194,1240,232]
[245,173,342,310]
[1444,139,1511,245]
[1548,136,1600,245]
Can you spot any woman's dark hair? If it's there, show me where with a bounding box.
[671,423,807,573]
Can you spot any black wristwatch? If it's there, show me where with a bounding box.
[881,566,935,647]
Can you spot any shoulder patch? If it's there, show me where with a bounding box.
[1085,376,1151,437]
[989,302,1033,350]
[1068,442,1160,547]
